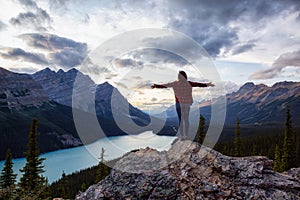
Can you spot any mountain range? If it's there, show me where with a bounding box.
[0,67,163,159]
[0,67,299,159]
[156,81,300,126]
[224,81,300,124]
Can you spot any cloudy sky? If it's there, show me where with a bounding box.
[0,0,300,109]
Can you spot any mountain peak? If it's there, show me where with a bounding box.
[57,69,65,74]
[77,140,300,199]
[67,68,79,74]
[102,81,112,86]
[43,67,52,72]
[97,81,114,90]
[33,67,55,76]
[42,67,53,72]
[240,82,255,89]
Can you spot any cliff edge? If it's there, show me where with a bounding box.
[76,140,300,199]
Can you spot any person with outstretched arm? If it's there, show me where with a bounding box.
[151,71,214,140]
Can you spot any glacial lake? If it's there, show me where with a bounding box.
[0,131,176,183]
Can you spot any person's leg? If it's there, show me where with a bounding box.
[181,104,191,139]
[176,103,183,138]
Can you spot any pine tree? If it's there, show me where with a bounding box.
[0,149,17,199]
[18,119,47,198]
[196,115,206,145]
[281,105,296,171]
[0,149,17,189]
[60,171,68,199]
[81,182,87,192]
[234,117,242,157]
[273,144,283,172]
[95,148,110,183]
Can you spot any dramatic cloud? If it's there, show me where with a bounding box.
[231,43,256,55]
[202,27,238,57]
[130,49,189,66]
[109,48,191,77]
[0,33,88,69]
[80,57,116,81]
[10,0,52,31]
[20,33,88,69]
[113,58,144,69]
[141,35,206,63]
[250,50,300,79]
[0,47,48,65]
[0,0,299,86]
[166,0,300,57]
[49,48,86,69]
[20,33,86,51]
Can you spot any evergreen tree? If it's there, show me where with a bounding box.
[281,105,296,171]
[234,117,242,156]
[43,178,51,199]
[0,149,17,189]
[95,148,110,183]
[81,182,87,192]
[195,115,206,145]
[273,144,283,172]
[60,171,68,199]
[18,119,47,198]
[0,149,17,199]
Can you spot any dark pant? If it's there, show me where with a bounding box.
[176,103,191,138]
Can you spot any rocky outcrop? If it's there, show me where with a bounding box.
[77,140,300,199]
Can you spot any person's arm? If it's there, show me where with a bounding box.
[189,81,215,87]
[151,84,167,89]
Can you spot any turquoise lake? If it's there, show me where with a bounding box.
[0,131,176,183]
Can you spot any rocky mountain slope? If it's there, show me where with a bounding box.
[77,140,300,199]
[32,68,154,129]
[224,81,300,124]
[160,81,300,125]
[0,67,49,109]
[32,67,95,107]
[0,67,81,158]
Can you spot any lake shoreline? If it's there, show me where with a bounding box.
[0,131,176,183]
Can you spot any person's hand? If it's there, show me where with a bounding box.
[151,84,156,89]
[207,82,215,87]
